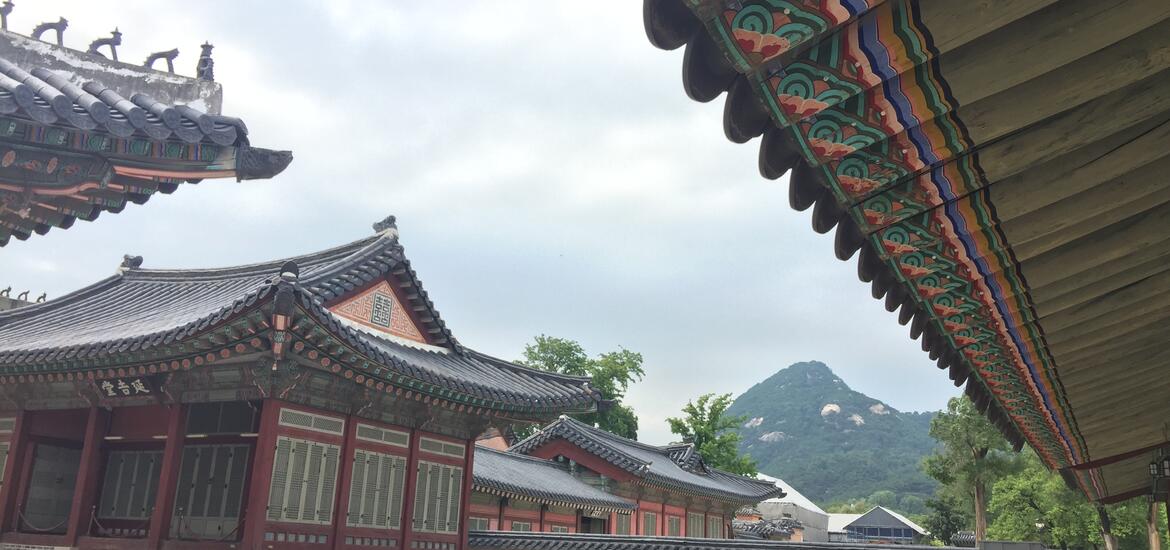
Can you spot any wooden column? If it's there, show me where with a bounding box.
[399,429,422,550]
[0,410,27,533]
[538,504,546,533]
[64,406,108,545]
[147,404,185,549]
[330,416,359,546]
[240,400,280,549]
[1149,500,1163,550]
[496,497,506,531]
[458,440,474,549]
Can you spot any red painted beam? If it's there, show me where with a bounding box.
[330,415,358,547]
[459,440,474,549]
[1099,486,1152,505]
[147,404,185,548]
[0,411,27,533]
[400,429,422,550]
[1069,441,1169,471]
[240,400,281,548]
[65,407,108,545]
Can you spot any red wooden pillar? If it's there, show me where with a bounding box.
[330,415,359,546]
[64,407,108,545]
[399,429,422,550]
[147,404,185,548]
[0,410,27,533]
[459,441,474,549]
[240,400,280,549]
[537,505,546,533]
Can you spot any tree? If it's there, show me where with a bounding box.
[984,449,1157,550]
[923,397,1018,542]
[520,335,645,439]
[924,493,969,546]
[667,393,757,476]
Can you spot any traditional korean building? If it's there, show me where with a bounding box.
[0,16,292,246]
[502,416,784,539]
[642,0,1170,514]
[828,507,929,545]
[0,219,602,550]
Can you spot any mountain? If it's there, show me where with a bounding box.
[727,361,938,511]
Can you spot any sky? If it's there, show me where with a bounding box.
[1,1,960,445]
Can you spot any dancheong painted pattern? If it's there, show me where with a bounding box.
[647,0,1106,497]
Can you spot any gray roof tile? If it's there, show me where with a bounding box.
[510,416,784,503]
[473,447,635,512]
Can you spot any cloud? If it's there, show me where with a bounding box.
[3,1,960,446]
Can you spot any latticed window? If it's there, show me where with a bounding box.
[266,436,341,525]
[23,443,80,534]
[687,512,704,537]
[615,513,631,535]
[345,449,407,529]
[97,449,162,520]
[550,525,570,533]
[642,511,657,536]
[467,517,491,531]
[509,521,531,532]
[667,515,681,536]
[410,460,463,534]
[0,441,11,490]
[707,516,722,538]
[171,444,250,539]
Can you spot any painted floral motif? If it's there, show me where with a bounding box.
[733,28,792,64]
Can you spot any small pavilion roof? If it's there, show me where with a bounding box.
[642,0,1170,503]
[0,220,600,416]
[472,447,635,513]
[510,415,784,504]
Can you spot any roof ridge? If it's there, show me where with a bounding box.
[563,414,673,454]
[125,235,382,281]
[0,273,123,322]
[466,350,595,385]
[475,445,568,466]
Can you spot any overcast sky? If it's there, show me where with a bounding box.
[2,1,960,444]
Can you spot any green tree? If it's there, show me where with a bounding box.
[988,451,1158,550]
[667,393,757,476]
[923,397,1019,542]
[520,335,645,439]
[924,493,969,546]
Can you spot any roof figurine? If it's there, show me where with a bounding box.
[144,48,179,73]
[116,254,143,274]
[30,17,65,45]
[0,2,12,31]
[0,18,291,245]
[196,41,213,80]
[86,27,120,60]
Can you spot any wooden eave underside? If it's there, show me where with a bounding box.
[645,0,1170,502]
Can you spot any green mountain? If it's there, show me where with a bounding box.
[728,361,938,511]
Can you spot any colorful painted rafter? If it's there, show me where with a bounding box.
[647,0,1097,495]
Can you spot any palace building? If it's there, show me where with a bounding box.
[0,220,602,550]
[471,416,783,539]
